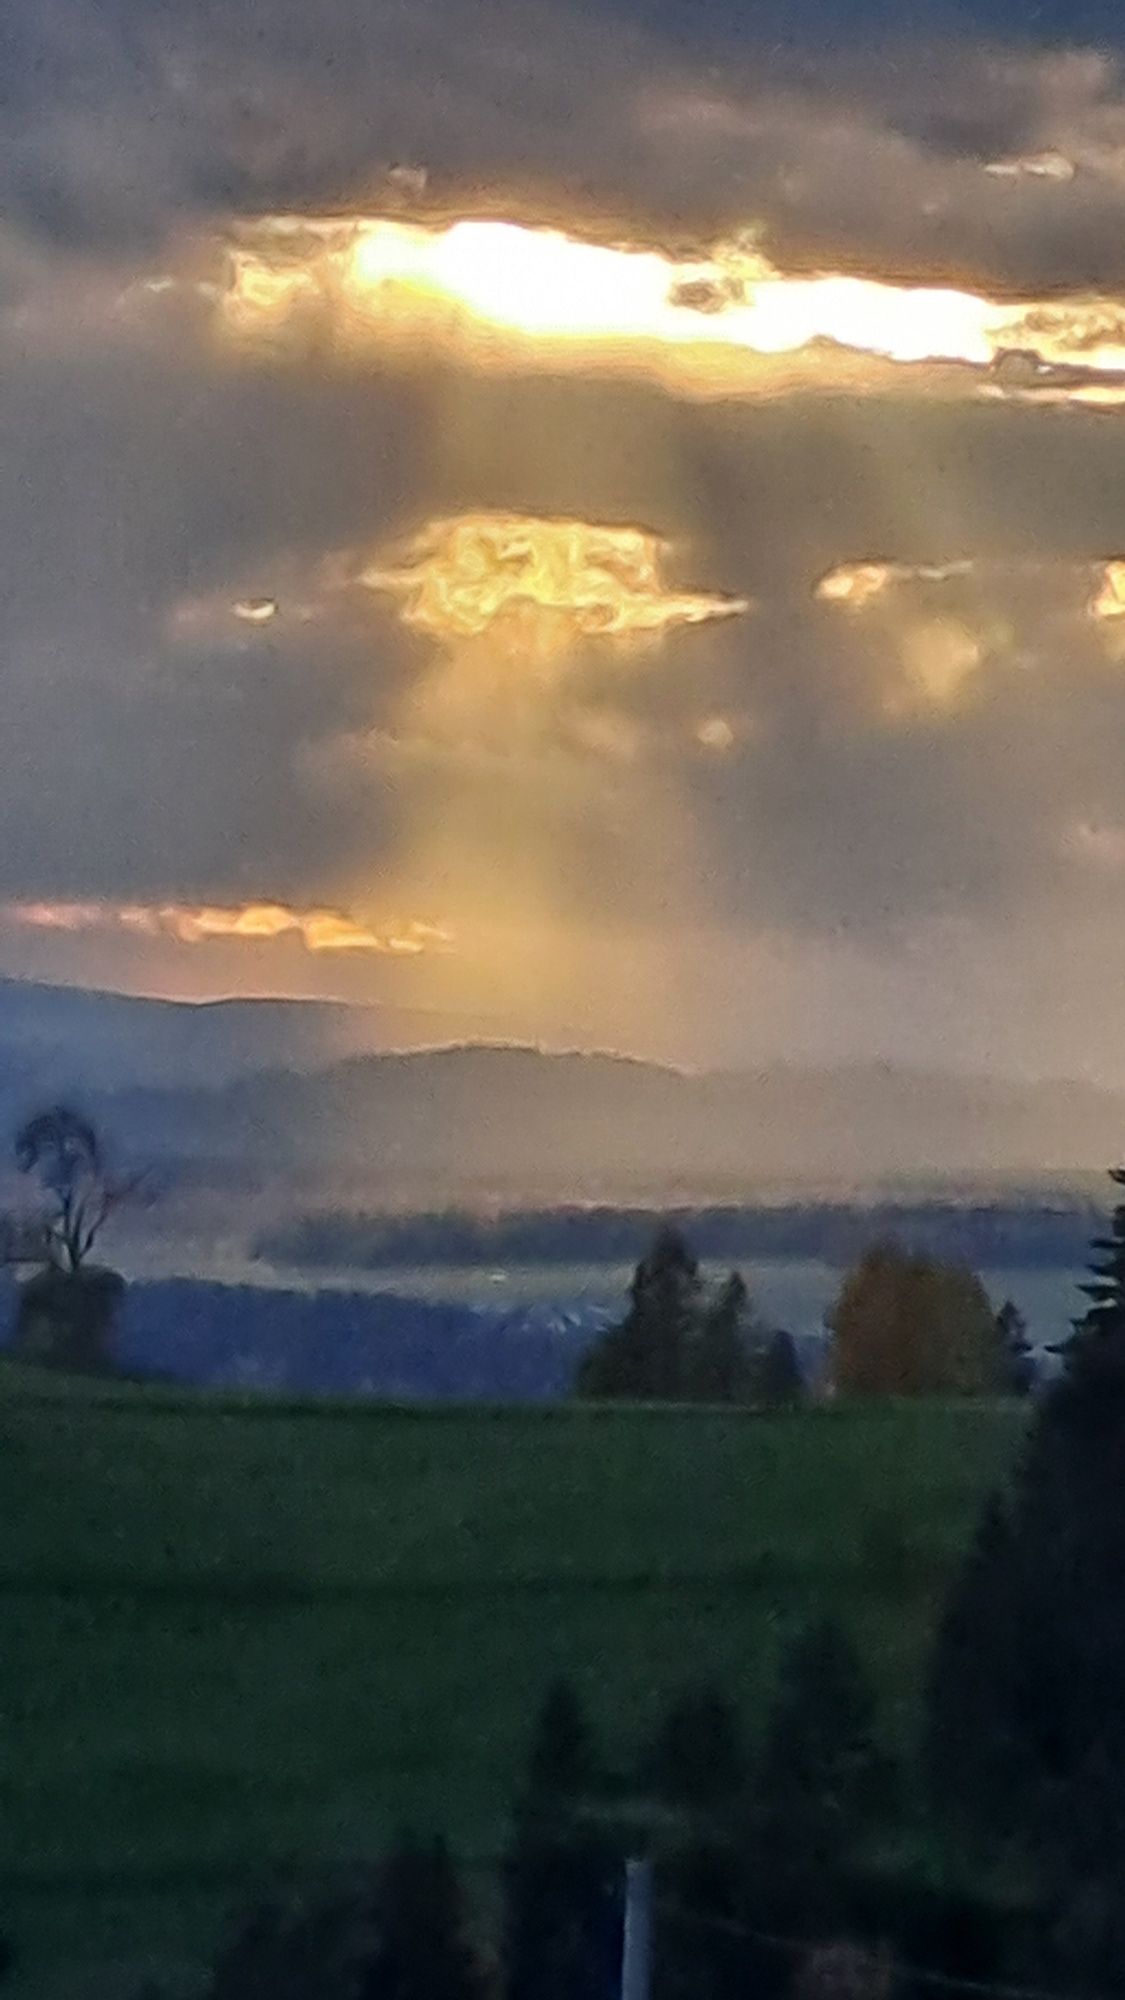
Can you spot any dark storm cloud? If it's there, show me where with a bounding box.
[10,0,1125,293]
[9,0,1125,965]
[0,0,652,250]
[0,336,429,902]
[6,241,1125,930]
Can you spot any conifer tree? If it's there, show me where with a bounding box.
[364,1837,484,2000]
[751,1327,806,1408]
[502,1682,618,2000]
[645,1681,747,1811]
[690,1272,755,1402]
[754,1616,893,1910]
[994,1299,1035,1395]
[924,1167,1125,1985]
[1073,1165,1125,1359]
[576,1224,701,1399]
[207,1872,378,2000]
[524,1678,595,1804]
[924,1491,1021,1826]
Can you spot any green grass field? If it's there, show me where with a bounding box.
[0,1365,1025,1997]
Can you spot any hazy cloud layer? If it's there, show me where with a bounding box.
[8,0,1125,1068]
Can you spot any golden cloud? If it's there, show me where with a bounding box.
[1090,560,1125,620]
[983,150,1076,181]
[213,211,1125,402]
[811,551,1125,716]
[814,560,972,607]
[819,554,1125,632]
[232,596,279,624]
[362,512,748,657]
[3,901,453,955]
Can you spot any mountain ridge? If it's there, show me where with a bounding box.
[104,1041,1125,1191]
[3,976,1124,1192]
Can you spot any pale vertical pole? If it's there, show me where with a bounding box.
[621,1855,653,2000]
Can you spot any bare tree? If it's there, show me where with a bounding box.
[14,1108,141,1275]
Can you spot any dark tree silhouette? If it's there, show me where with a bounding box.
[924,1167,1125,1987]
[995,1299,1035,1396]
[925,1491,1021,1831]
[363,1836,485,2000]
[690,1273,755,1402]
[207,1872,378,2000]
[1074,1170,1125,1352]
[502,1816,620,2000]
[15,1107,140,1274]
[754,1617,894,1901]
[576,1224,701,1399]
[503,1681,619,2000]
[11,1108,144,1372]
[524,1679,596,1804]
[208,1844,483,2000]
[644,1681,747,1812]
[751,1327,806,1408]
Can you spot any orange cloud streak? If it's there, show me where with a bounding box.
[4,901,454,956]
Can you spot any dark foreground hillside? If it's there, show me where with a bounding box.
[0,1370,1023,1996]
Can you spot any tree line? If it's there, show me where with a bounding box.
[577,1224,806,1404]
[577,1223,1034,1403]
[196,1613,907,2000]
[257,1200,1097,1274]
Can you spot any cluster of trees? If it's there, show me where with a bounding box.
[576,1225,805,1405]
[197,1617,915,2000]
[500,1633,905,2000]
[924,1164,1125,1988]
[206,1837,486,2000]
[578,1224,1035,1405]
[829,1243,1034,1397]
[260,1201,1097,1276]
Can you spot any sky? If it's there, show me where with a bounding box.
[9,0,1125,1076]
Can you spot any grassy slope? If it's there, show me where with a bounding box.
[0,1367,1024,1995]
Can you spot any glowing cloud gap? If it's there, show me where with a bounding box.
[817,555,1125,625]
[220,215,998,372]
[363,512,747,655]
[814,560,973,606]
[984,151,1075,181]
[3,901,454,956]
[217,212,1125,392]
[1091,561,1125,619]
[232,597,279,624]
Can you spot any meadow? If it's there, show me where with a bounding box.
[0,1366,1024,1995]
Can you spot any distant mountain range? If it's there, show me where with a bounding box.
[0,974,545,1095]
[2,976,1124,1193]
[112,1045,1125,1191]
